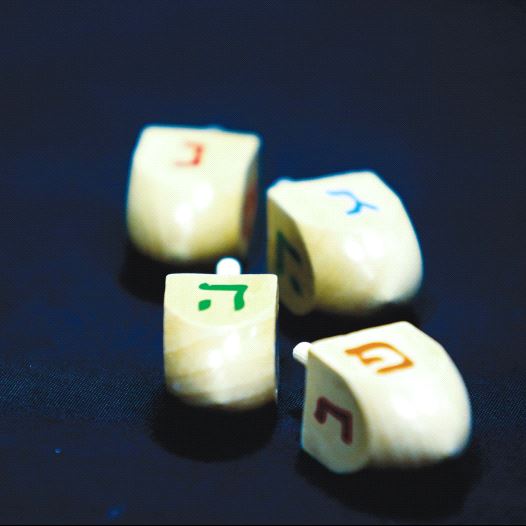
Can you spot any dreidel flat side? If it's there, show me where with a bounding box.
[164,263,278,411]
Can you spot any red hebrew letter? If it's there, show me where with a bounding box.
[175,142,204,167]
[314,397,353,445]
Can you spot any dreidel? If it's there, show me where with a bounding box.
[127,125,260,264]
[293,322,471,474]
[267,171,423,316]
[164,258,278,411]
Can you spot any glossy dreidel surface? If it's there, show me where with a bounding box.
[164,272,278,411]
[267,171,423,316]
[296,322,471,474]
[127,125,260,264]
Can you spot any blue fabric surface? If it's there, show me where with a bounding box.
[1,1,525,523]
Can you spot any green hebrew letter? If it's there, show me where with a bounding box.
[198,283,249,312]
[276,231,303,296]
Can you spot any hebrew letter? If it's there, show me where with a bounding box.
[314,397,353,445]
[276,231,303,296]
[326,189,377,215]
[198,283,248,312]
[345,342,413,374]
[175,142,204,167]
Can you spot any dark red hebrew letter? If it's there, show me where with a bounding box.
[314,397,353,445]
[175,142,204,167]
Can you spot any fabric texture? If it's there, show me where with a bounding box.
[1,1,525,523]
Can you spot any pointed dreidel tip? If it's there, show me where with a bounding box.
[216,257,242,276]
[293,341,312,366]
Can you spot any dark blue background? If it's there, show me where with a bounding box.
[1,1,525,523]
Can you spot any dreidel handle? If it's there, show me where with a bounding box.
[293,341,312,366]
[215,257,242,276]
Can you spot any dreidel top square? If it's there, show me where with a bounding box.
[269,171,403,231]
[267,171,423,315]
[310,321,438,382]
[165,273,277,327]
[127,125,260,264]
[132,126,259,181]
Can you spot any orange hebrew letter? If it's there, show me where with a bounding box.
[345,342,413,374]
[175,142,204,167]
[314,397,353,445]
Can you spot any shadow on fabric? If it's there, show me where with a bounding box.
[278,295,429,343]
[119,241,218,304]
[296,442,483,520]
[150,390,277,461]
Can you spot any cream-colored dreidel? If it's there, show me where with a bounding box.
[164,258,278,411]
[267,171,423,316]
[294,322,471,474]
[127,125,260,264]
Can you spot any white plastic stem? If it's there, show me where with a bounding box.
[293,342,311,366]
[216,257,242,276]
